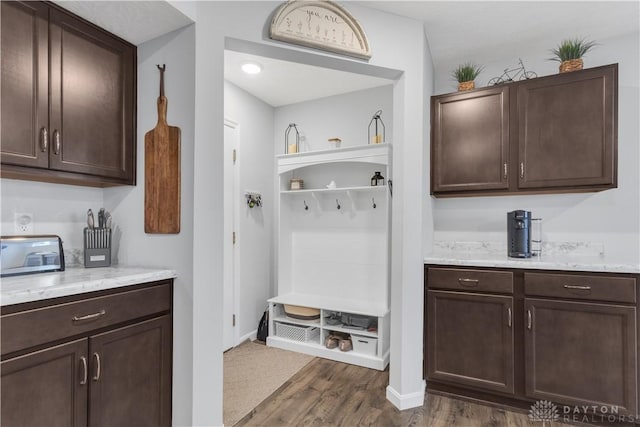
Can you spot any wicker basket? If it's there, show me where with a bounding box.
[559,58,583,73]
[289,178,304,190]
[458,81,475,91]
[275,322,320,342]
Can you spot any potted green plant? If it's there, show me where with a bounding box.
[452,63,483,91]
[550,37,597,73]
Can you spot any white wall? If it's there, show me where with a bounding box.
[224,80,392,346]
[0,179,102,264]
[192,1,432,423]
[273,85,393,153]
[430,32,640,264]
[103,25,196,426]
[224,80,275,341]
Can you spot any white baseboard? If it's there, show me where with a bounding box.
[386,380,426,410]
[238,329,257,344]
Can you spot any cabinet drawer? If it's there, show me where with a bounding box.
[524,272,636,303]
[428,268,513,294]
[1,282,171,356]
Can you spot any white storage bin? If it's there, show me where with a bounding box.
[275,322,320,343]
[351,334,378,356]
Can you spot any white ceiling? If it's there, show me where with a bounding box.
[52,1,193,45]
[53,1,639,106]
[224,50,393,107]
[358,1,640,68]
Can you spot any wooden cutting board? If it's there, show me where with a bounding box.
[145,64,181,233]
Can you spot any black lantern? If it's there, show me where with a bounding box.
[368,110,385,144]
[285,123,300,154]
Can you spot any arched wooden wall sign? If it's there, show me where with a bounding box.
[270,0,371,60]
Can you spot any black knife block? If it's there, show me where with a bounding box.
[84,227,111,268]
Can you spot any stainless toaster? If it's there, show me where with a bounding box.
[1,235,65,277]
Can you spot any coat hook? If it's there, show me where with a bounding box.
[245,192,262,208]
[304,200,309,210]
[336,199,341,210]
[372,197,377,209]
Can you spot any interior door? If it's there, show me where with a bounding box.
[1,338,88,427]
[223,121,238,351]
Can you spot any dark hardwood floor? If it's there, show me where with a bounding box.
[236,358,574,427]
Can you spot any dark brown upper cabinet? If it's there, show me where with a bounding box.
[0,1,49,170]
[518,66,617,189]
[0,1,136,187]
[432,86,510,193]
[431,64,618,197]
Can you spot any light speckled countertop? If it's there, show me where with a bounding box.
[1,266,177,306]
[425,241,640,274]
[424,252,640,274]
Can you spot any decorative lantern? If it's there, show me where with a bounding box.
[368,110,385,144]
[285,123,300,154]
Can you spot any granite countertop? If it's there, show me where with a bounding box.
[425,242,640,274]
[1,266,177,306]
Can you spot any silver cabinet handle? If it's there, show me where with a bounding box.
[53,130,61,155]
[508,307,512,328]
[503,163,508,179]
[80,356,88,385]
[92,352,101,381]
[72,309,106,322]
[563,285,592,291]
[458,278,479,287]
[520,162,524,178]
[40,127,49,152]
[527,309,532,330]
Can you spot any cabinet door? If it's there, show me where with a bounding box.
[431,86,510,193]
[1,338,88,427]
[89,316,172,427]
[518,65,617,189]
[49,8,136,183]
[0,1,49,168]
[525,298,636,415]
[427,290,514,394]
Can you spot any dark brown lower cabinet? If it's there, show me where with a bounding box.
[427,290,514,394]
[525,298,637,415]
[425,265,639,423]
[1,339,88,427]
[89,316,172,427]
[1,280,173,427]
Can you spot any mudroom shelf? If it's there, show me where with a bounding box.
[269,143,392,370]
[280,185,387,195]
[268,294,390,371]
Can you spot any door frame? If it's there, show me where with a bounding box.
[223,117,241,350]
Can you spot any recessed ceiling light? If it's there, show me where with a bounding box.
[241,62,262,75]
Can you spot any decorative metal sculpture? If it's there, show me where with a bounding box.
[487,58,537,86]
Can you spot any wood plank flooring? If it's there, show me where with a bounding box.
[236,358,574,427]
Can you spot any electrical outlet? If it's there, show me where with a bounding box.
[14,213,34,234]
